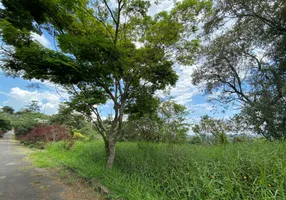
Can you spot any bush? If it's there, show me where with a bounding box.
[21,124,70,143]
[72,130,88,140]
[12,112,50,137]
[79,126,103,141]
[0,129,3,137]
[0,115,12,133]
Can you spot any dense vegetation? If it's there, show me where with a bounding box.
[0,0,286,199]
[32,140,286,199]
[0,0,207,168]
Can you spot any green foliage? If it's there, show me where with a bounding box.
[11,111,49,137]
[0,112,12,132]
[123,100,189,144]
[0,0,207,167]
[1,106,14,114]
[72,130,88,140]
[50,104,86,130]
[232,135,253,144]
[217,132,229,145]
[26,100,41,113]
[193,0,286,139]
[32,140,286,199]
[189,135,203,145]
[192,115,230,144]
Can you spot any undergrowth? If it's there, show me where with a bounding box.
[31,141,286,199]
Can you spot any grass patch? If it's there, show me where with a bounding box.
[31,140,286,199]
[30,151,57,168]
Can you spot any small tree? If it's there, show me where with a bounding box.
[124,100,190,143]
[1,106,14,115]
[26,101,41,113]
[192,115,229,144]
[50,104,86,130]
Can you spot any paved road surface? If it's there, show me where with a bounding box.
[0,130,66,200]
[0,130,103,200]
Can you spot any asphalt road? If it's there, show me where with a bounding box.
[0,130,65,200]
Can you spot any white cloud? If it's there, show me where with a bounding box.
[158,65,201,106]
[31,33,52,48]
[3,87,64,115]
[189,103,215,111]
[29,79,70,101]
[148,0,174,15]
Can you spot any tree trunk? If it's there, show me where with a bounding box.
[106,139,116,169]
[104,139,109,156]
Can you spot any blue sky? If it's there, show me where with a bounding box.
[0,1,237,121]
[0,69,235,120]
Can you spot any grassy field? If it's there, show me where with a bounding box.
[31,140,286,199]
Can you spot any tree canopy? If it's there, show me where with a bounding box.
[1,106,14,114]
[26,100,41,113]
[193,0,286,139]
[123,100,190,143]
[0,0,209,168]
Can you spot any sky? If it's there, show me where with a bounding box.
[0,1,238,122]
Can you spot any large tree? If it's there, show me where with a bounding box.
[0,0,208,167]
[193,0,286,139]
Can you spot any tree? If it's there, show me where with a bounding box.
[123,100,190,143]
[192,115,229,144]
[26,100,41,113]
[1,106,14,114]
[192,0,286,139]
[0,111,12,133]
[50,103,86,130]
[0,0,208,168]
[156,100,190,143]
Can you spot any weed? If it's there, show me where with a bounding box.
[31,141,286,199]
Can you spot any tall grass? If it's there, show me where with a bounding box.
[31,140,286,199]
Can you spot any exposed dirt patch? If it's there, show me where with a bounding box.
[57,170,105,200]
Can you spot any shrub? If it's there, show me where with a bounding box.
[12,112,50,137]
[0,129,3,137]
[22,124,70,142]
[72,130,88,140]
[14,124,36,137]
[0,117,12,132]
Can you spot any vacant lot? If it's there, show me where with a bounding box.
[31,140,286,199]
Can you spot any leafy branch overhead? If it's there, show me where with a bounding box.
[193,0,286,139]
[0,0,208,168]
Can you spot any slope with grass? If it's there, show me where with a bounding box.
[31,141,286,199]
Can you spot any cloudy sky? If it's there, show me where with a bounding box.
[0,1,236,121]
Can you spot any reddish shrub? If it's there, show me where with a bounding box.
[22,124,70,142]
[0,129,3,137]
